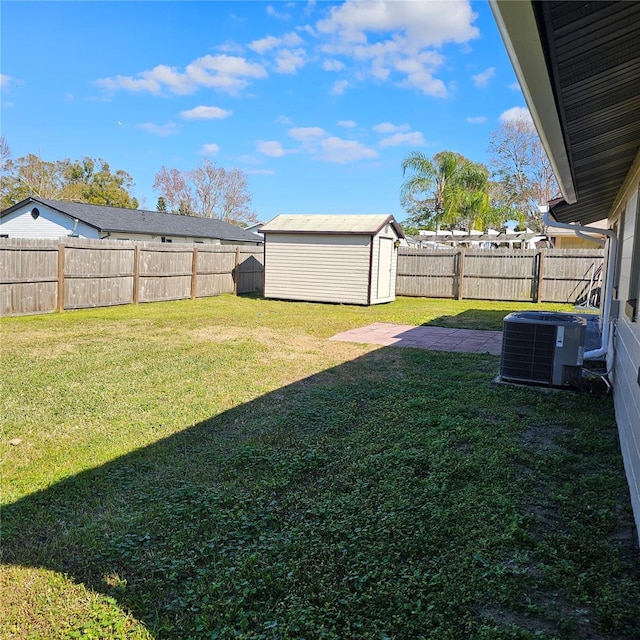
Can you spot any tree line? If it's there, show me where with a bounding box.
[0,135,257,227]
[400,117,559,234]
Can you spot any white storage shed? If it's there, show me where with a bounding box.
[261,214,404,305]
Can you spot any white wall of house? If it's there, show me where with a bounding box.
[264,234,372,305]
[106,233,223,244]
[0,204,253,245]
[0,204,99,239]
[609,174,640,538]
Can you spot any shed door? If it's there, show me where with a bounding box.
[377,237,393,299]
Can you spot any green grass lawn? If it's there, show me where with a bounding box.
[1,295,637,639]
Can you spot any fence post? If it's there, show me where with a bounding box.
[536,249,546,303]
[133,244,140,304]
[191,246,199,300]
[57,242,65,313]
[456,247,465,300]
[234,246,241,295]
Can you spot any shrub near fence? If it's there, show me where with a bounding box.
[0,238,264,316]
[396,247,604,304]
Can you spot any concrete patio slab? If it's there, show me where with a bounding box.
[329,323,503,356]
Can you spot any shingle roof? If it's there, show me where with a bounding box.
[1,197,261,243]
[260,214,404,237]
[491,1,640,225]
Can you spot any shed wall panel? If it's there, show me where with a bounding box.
[264,234,372,304]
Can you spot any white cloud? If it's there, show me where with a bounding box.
[180,106,233,120]
[284,125,377,164]
[96,54,267,96]
[472,67,495,88]
[509,82,521,91]
[267,5,290,20]
[338,120,357,128]
[380,132,425,147]
[276,115,293,125]
[500,107,533,123]
[139,122,181,136]
[249,35,282,54]
[467,116,487,124]
[322,59,346,72]
[331,79,349,95]
[201,143,220,155]
[395,53,447,96]
[1,74,13,88]
[249,32,303,54]
[257,140,287,157]
[315,1,478,98]
[316,0,478,49]
[288,126,326,142]
[217,41,245,55]
[373,122,409,134]
[275,49,307,74]
[319,137,378,163]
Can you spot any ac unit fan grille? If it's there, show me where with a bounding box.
[501,322,555,384]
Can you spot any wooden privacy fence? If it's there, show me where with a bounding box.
[1,238,264,316]
[396,247,605,304]
[1,240,605,316]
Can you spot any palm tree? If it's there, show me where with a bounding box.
[401,151,492,231]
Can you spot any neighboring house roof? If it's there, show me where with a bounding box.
[490,1,640,225]
[1,197,261,243]
[261,214,404,237]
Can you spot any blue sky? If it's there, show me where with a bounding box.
[1,1,529,223]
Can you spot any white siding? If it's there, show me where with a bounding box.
[264,234,371,304]
[610,180,640,539]
[108,233,223,244]
[370,230,399,304]
[0,205,98,239]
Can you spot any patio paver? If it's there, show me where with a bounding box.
[329,323,503,356]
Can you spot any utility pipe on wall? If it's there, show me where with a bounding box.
[541,208,617,360]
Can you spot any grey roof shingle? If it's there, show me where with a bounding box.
[2,197,261,243]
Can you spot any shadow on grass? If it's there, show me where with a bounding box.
[3,346,639,639]
[424,307,524,332]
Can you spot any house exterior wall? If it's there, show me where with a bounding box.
[550,235,601,249]
[0,203,258,245]
[263,233,372,305]
[0,204,99,239]
[107,232,223,245]
[608,178,640,539]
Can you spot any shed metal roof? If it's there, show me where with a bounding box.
[1,197,261,243]
[260,214,404,237]
[491,0,640,225]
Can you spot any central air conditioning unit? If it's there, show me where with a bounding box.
[500,311,587,387]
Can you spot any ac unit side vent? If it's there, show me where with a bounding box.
[501,323,555,384]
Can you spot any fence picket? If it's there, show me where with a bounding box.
[0,239,603,316]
